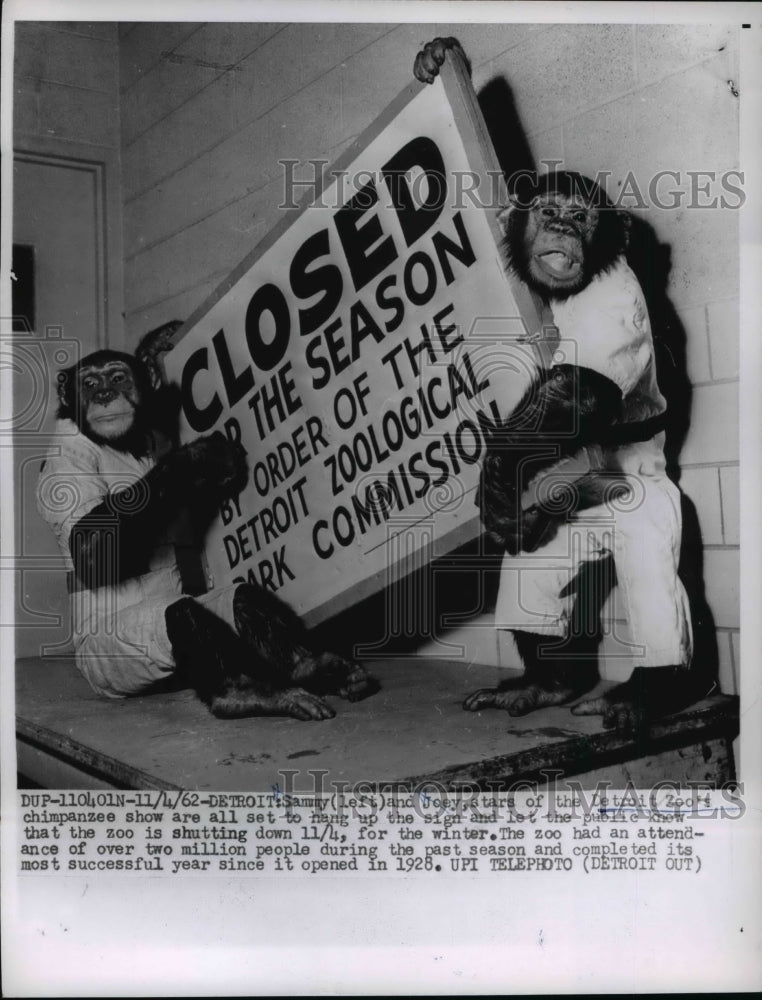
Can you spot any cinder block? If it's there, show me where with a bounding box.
[564,55,738,183]
[282,23,398,91]
[227,24,397,149]
[15,23,117,94]
[122,23,348,146]
[123,72,239,199]
[124,22,375,199]
[463,22,549,64]
[703,548,739,629]
[389,23,545,77]
[667,210,738,311]
[528,128,565,173]
[335,23,546,148]
[124,101,316,256]
[336,33,424,145]
[124,269,224,345]
[126,111,270,251]
[37,82,118,148]
[708,297,739,380]
[676,304,710,384]
[720,465,739,545]
[490,24,635,134]
[636,24,736,85]
[176,21,282,69]
[668,210,738,310]
[13,79,38,136]
[679,467,723,546]
[680,382,738,465]
[121,51,222,145]
[257,80,347,174]
[562,56,739,311]
[47,21,116,40]
[119,23,203,92]
[125,180,284,310]
[229,29,311,125]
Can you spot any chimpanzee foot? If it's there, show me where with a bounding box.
[464,684,575,715]
[294,652,380,702]
[266,687,336,721]
[571,666,694,737]
[211,680,335,721]
[571,692,648,737]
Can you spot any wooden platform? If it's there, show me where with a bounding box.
[16,656,738,791]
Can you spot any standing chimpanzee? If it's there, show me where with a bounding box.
[37,338,377,719]
[415,38,702,735]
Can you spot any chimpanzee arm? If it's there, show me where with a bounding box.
[70,435,246,589]
[508,364,623,447]
[479,365,623,550]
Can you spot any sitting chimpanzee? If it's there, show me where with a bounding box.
[414,38,705,735]
[36,332,377,719]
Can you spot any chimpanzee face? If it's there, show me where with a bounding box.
[523,192,600,296]
[77,360,140,442]
[81,363,138,439]
[501,171,630,304]
[57,350,149,452]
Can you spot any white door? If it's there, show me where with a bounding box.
[11,152,107,658]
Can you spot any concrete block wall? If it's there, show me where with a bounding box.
[118,22,740,690]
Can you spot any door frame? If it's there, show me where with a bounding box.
[12,136,125,350]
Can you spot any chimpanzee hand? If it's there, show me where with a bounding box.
[168,433,248,500]
[478,445,519,544]
[478,443,555,553]
[413,37,468,83]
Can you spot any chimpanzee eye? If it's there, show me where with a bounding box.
[111,371,125,384]
[573,211,587,223]
[541,207,557,217]
[83,377,97,389]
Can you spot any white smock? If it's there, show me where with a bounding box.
[37,420,237,697]
[494,258,692,669]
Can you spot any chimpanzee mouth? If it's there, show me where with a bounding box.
[536,251,582,278]
[90,410,133,423]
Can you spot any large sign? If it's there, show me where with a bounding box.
[163,51,544,626]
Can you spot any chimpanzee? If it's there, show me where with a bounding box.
[415,37,701,735]
[37,340,377,719]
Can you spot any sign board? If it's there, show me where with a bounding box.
[163,51,545,627]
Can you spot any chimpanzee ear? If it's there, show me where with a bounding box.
[496,205,513,235]
[136,319,184,391]
[497,183,531,234]
[56,370,70,408]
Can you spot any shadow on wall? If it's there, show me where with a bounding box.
[475,76,536,186]
[626,218,718,693]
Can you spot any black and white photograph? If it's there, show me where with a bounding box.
[2,1,760,995]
